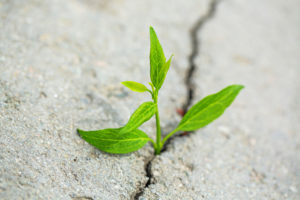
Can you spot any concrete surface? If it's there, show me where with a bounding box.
[140,0,300,199]
[1,0,299,199]
[0,0,210,199]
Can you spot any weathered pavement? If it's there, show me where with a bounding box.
[1,0,299,199]
[0,0,209,199]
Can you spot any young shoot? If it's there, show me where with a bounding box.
[77,27,244,155]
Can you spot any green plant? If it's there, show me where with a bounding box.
[77,27,244,155]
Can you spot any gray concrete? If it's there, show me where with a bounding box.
[141,0,300,199]
[1,0,300,199]
[0,0,211,199]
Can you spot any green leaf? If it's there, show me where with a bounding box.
[122,81,149,93]
[78,128,150,154]
[149,26,166,89]
[148,82,155,91]
[176,85,244,131]
[121,101,157,133]
[156,55,173,90]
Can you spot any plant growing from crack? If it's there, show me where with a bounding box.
[77,27,244,155]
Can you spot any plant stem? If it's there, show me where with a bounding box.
[149,137,156,150]
[161,128,178,147]
[154,110,161,154]
[153,90,161,155]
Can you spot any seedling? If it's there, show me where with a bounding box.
[77,27,244,155]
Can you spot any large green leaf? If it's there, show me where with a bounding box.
[149,26,166,89]
[176,85,244,131]
[78,128,150,154]
[121,81,149,93]
[121,101,157,133]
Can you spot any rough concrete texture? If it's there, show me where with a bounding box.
[1,0,300,199]
[141,0,300,199]
[0,0,211,199]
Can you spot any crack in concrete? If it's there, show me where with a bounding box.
[133,1,220,199]
[133,156,154,200]
[162,0,220,153]
[182,0,220,114]
[71,196,94,200]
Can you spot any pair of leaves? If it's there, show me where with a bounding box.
[121,27,172,94]
[78,102,157,154]
[150,26,172,90]
[79,85,243,154]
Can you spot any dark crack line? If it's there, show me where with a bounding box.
[71,196,94,200]
[183,0,220,114]
[162,0,220,153]
[133,156,154,200]
[133,1,220,199]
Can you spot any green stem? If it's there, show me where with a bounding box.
[147,89,153,97]
[153,90,161,155]
[149,137,156,149]
[161,128,179,147]
[155,111,161,154]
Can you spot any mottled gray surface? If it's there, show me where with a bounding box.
[0,0,210,199]
[141,0,300,199]
[1,0,300,199]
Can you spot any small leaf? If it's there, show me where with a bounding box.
[156,55,173,90]
[121,101,157,133]
[78,128,150,154]
[176,85,244,131]
[148,82,155,91]
[122,81,149,93]
[149,26,165,89]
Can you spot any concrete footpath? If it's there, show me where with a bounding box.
[0,0,299,199]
